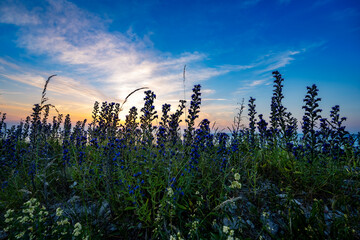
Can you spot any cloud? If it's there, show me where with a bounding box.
[203,98,227,101]
[0,58,107,101]
[0,2,40,26]
[0,0,250,109]
[202,89,216,94]
[235,78,269,95]
[0,0,324,126]
[256,50,300,74]
[248,79,267,87]
[233,47,311,95]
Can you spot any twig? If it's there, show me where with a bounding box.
[120,87,149,111]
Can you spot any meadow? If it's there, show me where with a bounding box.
[0,71,359,240]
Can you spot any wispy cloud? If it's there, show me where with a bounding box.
[233,46,315,95]
[248,79,267,87]
[235,78,271,95]
[1,73,106,100]
[202,89,216,94]
[0,2,40,26]
[0,58,107,101]
[256,50,300,74]
[0,0,250,114]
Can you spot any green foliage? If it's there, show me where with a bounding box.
[0,72,359,239]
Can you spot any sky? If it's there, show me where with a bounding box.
[0,0,359,132]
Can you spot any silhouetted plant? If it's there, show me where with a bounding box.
[327,105,349,160]
[270,71,287,140]
[63,114,72,140]
[140,90,158,146]
[302,84,322,163]
[168,100,186,145]
[89,101,100,140]
[284,112,298,145]
[157,103,171,145]
[30,104,42,146]
[248,97,257,147]
[257,114,268,147]
[184,84,201,145]
[124,106,139,144]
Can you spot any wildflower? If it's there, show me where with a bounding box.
[15,231,25,239]
[230,181,242,189]
[190,220,199,233]
[212,219,216,226]
[56,207,63,216]
[5,217,13,223]
[234,173,240,181]
[223,225,230,234]
[248,97,257,145]
[4,209,14,218]
[167,187,174,197]
[73,222,82,237]
[57,219,70,225]
[19,216,29,223]
[177,231,184,240]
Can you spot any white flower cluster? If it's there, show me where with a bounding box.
[169,231,184,240]
[3,198,49,239]
[167,187,174,197]
[230,173,242,189]
[222,225,240,240]
[188,220,199,237]
[73,222,82,237]
[3,198,83,239]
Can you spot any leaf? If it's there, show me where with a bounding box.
[176,203,188,210]
[125,206,136,211]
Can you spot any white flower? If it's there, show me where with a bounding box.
[15,231,25,239]
[223,225,229,234]
[234,173,240,181]
[230,181,242,189]
[73,222,82,237]
[167,187,174,197]
[4,209,14,218]
[56,207,64,217]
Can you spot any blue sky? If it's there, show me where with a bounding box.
[0,0,359,132]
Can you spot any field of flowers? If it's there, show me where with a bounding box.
[0,71,359,239]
